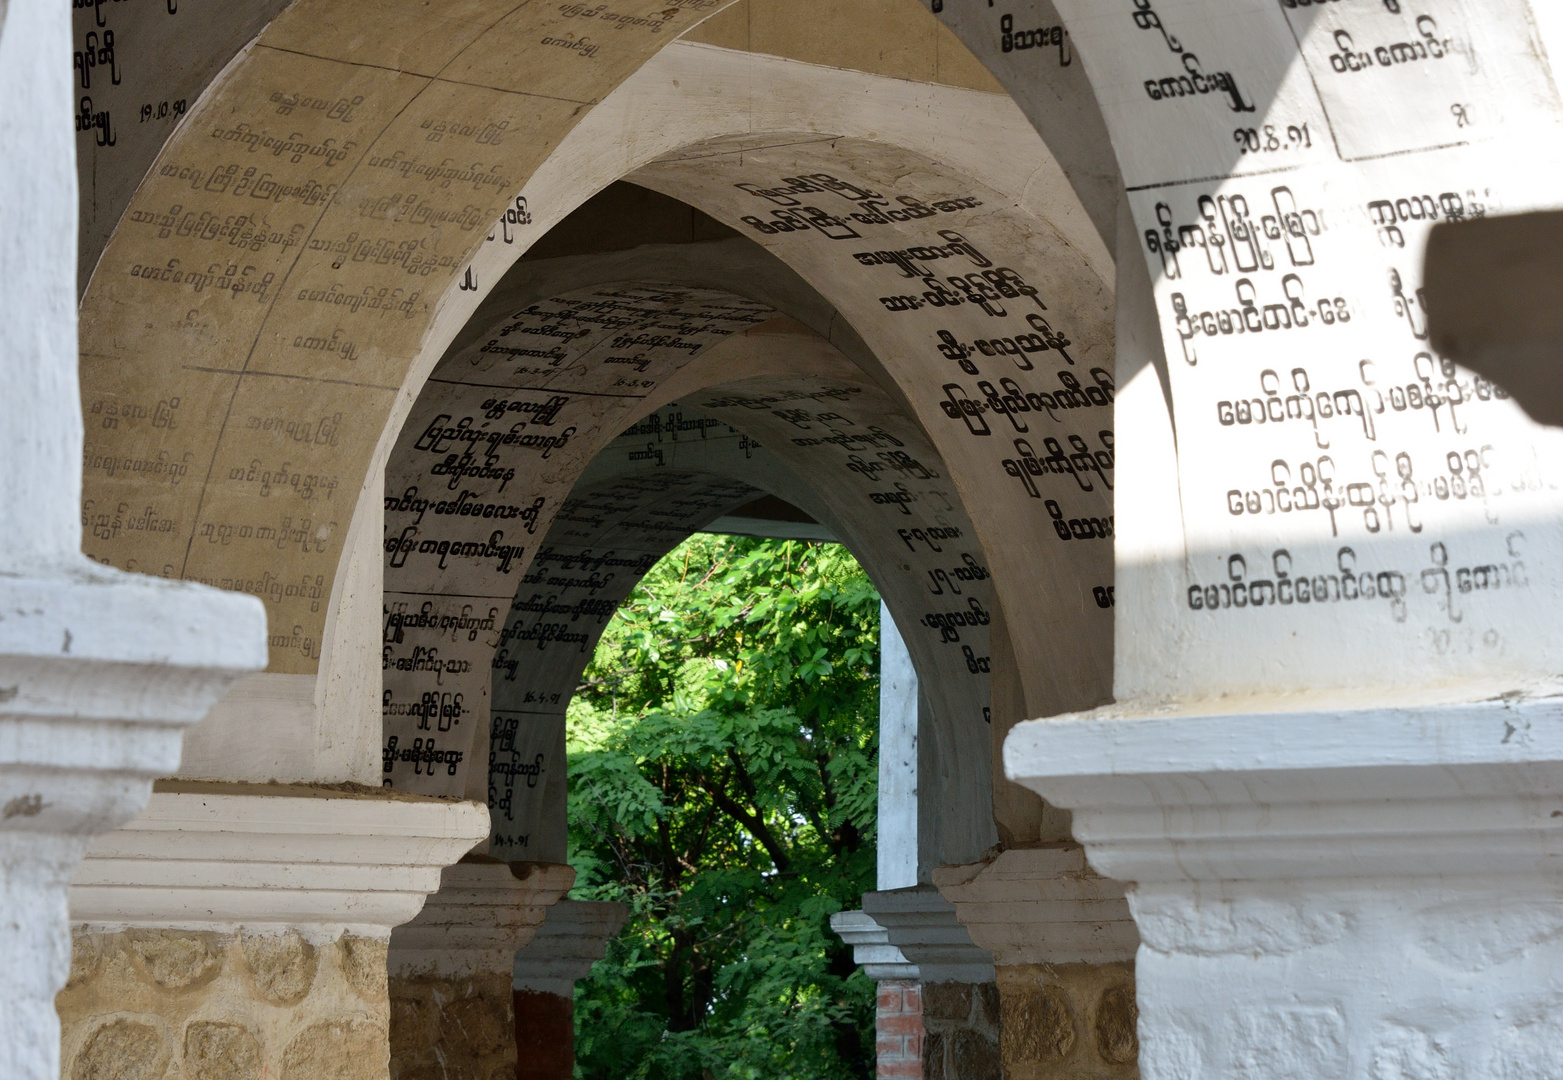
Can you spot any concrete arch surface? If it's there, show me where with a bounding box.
[376,275,1000,849]
[480,374,1002,872]
[928,1,1563,700]
[84,39,1116,792]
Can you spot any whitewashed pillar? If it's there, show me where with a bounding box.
[0,3,264,1077]
[922,1,1563,1077]
[878,600,921,891]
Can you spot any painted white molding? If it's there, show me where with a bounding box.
[388,861,575,977]
[1007,692,1563,1079]
[0,0,268,1075]
[512,900,630,997]
[71,785,490,941]
[830,910,919,982]
[933,847,1137,967]
[860,886,995,985]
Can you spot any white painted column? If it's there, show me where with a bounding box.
[0,4,265,1077]
[921,2,1563,1077]
[878,600,920,891]
[1007,701,1563,1079]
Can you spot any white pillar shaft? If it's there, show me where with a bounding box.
[0,834,81,1080]
[0,11,266,1079]
[1007,697,1563,1079]
[0,0,81,569]
[877,601,919,891]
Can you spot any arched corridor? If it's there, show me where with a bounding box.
[0,0,1561,1077]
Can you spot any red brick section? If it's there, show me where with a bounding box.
[876,980,924,1079]
[515,989,575,1080]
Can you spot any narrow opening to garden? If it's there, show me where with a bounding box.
[565,535,882,1080]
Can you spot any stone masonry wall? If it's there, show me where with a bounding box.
[877,980,924,1079]
[996,963,1137,1080]
[922,983,1001,1080]
[57,929,391,1080]
[388,973,515,1080]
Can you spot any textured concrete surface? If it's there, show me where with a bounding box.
[58,930,391,1080]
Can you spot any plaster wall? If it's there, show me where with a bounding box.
[879,601,922,890]
[80,33,1109,806]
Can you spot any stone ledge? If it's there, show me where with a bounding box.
[830,909,917,981]
[388,861,576,978]
[511,899,629,996]
[70,786,490,938]
[0,569,266,839]
[1006,692,1563,883]
[934,847,1138,966]
[861,886,996,985]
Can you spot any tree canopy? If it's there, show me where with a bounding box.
[566,535,881,1080]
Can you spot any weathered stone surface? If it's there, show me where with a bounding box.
[389,972,515,1080]
[66,935,104,991]
[71,1020,169,1080]
[184,1021,262,1080]
[59,929,393,1080]
[995,963,1138,1079]
[976,983,1000,1028]
[921,981,1002,1080]
[339,936,388,1001]
[951,1029,1003,1080]
[923,982,974,1022]
[1094,985,1138,1066]
[282,1019,388,1080]
[240,931,317,1005]
[1003,986,1076,1063]
[924,1031,947,1080]
[127,931,221,990]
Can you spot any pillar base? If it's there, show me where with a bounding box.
[0,568,264,1080]
[387,861,575,1080]
[1006,691,1563,1080]
[935,847,1140,1078]
[511,899,629,1080]
[60,782,489,1080]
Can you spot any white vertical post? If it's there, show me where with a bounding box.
[878,601,919,891]
[0,5,265,1077]
[0,0,81,569]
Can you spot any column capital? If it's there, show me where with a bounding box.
[512,899,629,997]
[1007,691,1563,1077]
[859,886,995,985]
[390,861,575,978]
[1005,690,1563,887]
[73,783,490,940]
[0,569,266,835]
[933,846,1137,966]
[830,909,918,982]
[0,568,265,1080]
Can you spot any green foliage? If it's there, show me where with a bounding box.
[567,535,881,1080]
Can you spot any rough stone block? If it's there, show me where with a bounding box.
[58,930,392,1080]
[995,963,1138,1080]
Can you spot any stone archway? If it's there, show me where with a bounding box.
[67,10,1124,1080]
